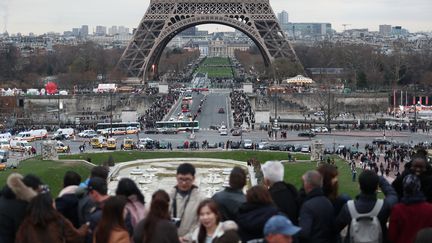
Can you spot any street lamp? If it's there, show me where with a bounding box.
[110,90,113,137]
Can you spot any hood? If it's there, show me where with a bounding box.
[191,221,239,241]
[58,185,79,197]
[7,173,38,202]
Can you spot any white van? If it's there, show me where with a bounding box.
[15,132,35,142]
[0,139,10,150]
[30,129,48,140]
[54,128,75,138]
[10,140,32,152]
[0,133,12,140]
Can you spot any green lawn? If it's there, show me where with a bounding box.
[284,158,360,198]
[61,151,310,165]
[196,66,233,78]
[0,160,91,197]
[202,57,231,66]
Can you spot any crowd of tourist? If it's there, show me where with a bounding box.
[230,91,255,129]
[2,151,432,243]
[139,91,180,129]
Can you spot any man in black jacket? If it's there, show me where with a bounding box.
[262,160,300,224]
[298,170,336,243]
[212,166,247,221]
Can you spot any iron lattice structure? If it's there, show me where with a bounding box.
[118,0,302,80]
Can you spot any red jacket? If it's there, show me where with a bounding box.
[388,201,432,243]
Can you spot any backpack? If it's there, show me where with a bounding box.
[347,199,383,243]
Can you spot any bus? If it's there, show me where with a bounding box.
[95,122,141,133]
[156,121,199,133]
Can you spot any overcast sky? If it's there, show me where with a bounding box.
[1,0,430,34]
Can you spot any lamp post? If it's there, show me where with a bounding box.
[110,90,113,137]
[271,65,279,140]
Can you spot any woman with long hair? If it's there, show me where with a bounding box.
[236,185,279,242]
[94,196,130,243]
[15,193,88,243]
[192,199,240,243]
[116,178,146,227]
[133,190,180,243]
[317,163,350,216]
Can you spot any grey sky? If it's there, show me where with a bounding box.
[1,0,431,34]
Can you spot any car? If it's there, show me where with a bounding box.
[144,129,159,134]
[207,142,218,149]
[231,129,242,136]
[0,150,9,162]
[279,144,295,151]
[219,129,228,136]
[300,145,310,153]
[314,111,325,116]
[230,141,241,149]
[298,132,316,137]
[311,127,328,133]
[78,130,97,138]
[218,108,225,114]
[372,138,391,145]
[56,141,70,153]
[257,142,269,150]
[243,139,253,149]
[268,144,281,151]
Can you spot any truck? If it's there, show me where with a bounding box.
[10,140,32,152]
[53,128,75,139]
[30,129,48,140]
[15,132,35,142]
[96,83,117,93]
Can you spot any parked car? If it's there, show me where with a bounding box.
[78,130,97,138]
[258,142,269,150]
[231,129,242,136]
[279,144,295,151]
[372,138,391,145]
[311,127,328,133]
[144,129,159,134]
[230,141,241,149]
[298,132,316,137]
[268,144,281,151]
[301,145,311,153]
[243,139,253,149]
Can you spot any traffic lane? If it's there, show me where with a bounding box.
[198,93,229,130]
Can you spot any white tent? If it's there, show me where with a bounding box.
[283,75,314,85]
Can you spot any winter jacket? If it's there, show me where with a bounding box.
[15,211,87,243]
[336,176,398,243]
[56,185,80,228]
[191,221,241,243]
[169,186,205,237]
[94,227,130,243]
[388,201,432,243]
[298,187,337,243]
[268,181,300,224]
[212,187,246,221]
[236,202,279,242]
[0,173,38,243]
[125,195,145,228]
[133,219,180,243]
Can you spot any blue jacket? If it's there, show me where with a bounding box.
[336,176,398,243]
[298,187,337,243]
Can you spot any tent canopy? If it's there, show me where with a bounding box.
[283,75,315,85]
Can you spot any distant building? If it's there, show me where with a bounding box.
[81,25,89,37]
[392,26,409,36]
[95,26,107,36]
[72,28,80,37]
[379,25,392,36]
[108,26,118,35]
[282,23,332,38]
[208,34,249,57]
[179,27,197,36]
[277,11,289,25]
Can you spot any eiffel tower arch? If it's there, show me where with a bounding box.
[118,0,302,80]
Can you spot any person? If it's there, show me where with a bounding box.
[86,177,111,243]
[94,196,130,243]
[264,215,301,243]
[169,163,205,238]
[15,193,88,243]
[0,173,42,243]
[116,178,146,228]
[212,166,247,221]
[133,190,180,243]
[191,199,240,243]
[56,171,82,228]
[392,152,432,202]
[388,174,432,243]
[298,170,337,243]
[236,185,279,242]
[261,161,299,224]
[317,164,351,217]
[336,170,398,243]
[77,166,109,226]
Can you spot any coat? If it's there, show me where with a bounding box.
[298,187,337,243]
[15,211,88,243]
[191,221,241,243]
[0,173,38,243]
[235,202,279,242]
[125,195,145,227]
[212,187,246,221]
[388,201,432,243]
[169,186,205,237]
[94,227,130,243]
[133,219,180,243]
[336,176,398,243]
[268,181,300,224]
[56,185,80,228]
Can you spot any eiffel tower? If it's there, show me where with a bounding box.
[118,0,302,80]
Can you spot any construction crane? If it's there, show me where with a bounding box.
[342,24,351,32]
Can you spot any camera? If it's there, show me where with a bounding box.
[171,217,181,228]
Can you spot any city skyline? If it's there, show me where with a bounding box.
[1,0,431,35]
